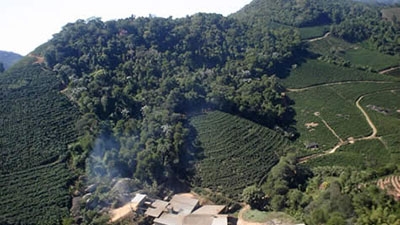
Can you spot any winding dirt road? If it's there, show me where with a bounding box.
[307,32,331,42]
[379,66,400,74]
[293,82,400,163]
[355,95,377,138]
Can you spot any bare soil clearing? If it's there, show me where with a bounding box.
[110,202,136,222]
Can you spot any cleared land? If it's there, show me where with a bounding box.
[238,206,298,225]
[190,111,292,198]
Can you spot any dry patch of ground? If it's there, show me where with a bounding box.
[110,202,137,222]
[305,122,319,129]
[29,54,44,64]
[237,206,298,225]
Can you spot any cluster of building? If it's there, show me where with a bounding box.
[130,193,228,225]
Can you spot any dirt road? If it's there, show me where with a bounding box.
[307,32,330,42]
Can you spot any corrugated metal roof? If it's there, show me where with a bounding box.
[131,193,146,204]
[169,195,199,215]
[145,200,169,218]
[211,215,228,225]
[154,213,184,225]
[182,214,228,225]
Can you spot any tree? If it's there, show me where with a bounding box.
[242,185,266,210]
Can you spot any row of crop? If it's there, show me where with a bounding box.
[0,163,71,224]
[191,111,290,198]
[0,65,79,174]
[0,62,78,224]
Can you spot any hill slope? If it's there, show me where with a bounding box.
[0,58,80,224]
[190,111,292,198]
[0,50,22,70]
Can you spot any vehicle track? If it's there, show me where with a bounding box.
[294,82,400,163]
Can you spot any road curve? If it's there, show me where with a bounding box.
[355,95,377,138]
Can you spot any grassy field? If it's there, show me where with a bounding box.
[282,60,394,89]
[242,209,299,224]
[299,25,330,40]
[0,59,80,224]
[190,111,292,198]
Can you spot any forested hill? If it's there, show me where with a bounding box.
[0,50,22,70]
[2,0,400,223]
[34,13,299,183]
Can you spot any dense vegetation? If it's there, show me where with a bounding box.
[3,0,400,224]
[33,13,298,188]
[0,58,80,224]
[190,111,292,198]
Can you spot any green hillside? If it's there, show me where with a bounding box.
[190,111,292,198]
[0,58,80,224]
[0,50,22,70]
[2,0,400,224]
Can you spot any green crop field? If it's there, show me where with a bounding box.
[287,80,400,155]
[0,59,80,224]
[299,25,330,40]
[281,60,393,89]
[360,90,400,151]
[190,111,292,198]
[386,68,400,77]
[288,86,371,151]
[308,36,355,56]
[342,48,400,71]
[306,139,395,169]
[308,36,400,71]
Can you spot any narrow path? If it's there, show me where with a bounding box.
[355,95,377,138]
[299,94,380,163]
[379,66,400,74]
[287,81,393,93]
[319,117,344,143]
[307,32,331,42]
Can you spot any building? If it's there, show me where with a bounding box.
[141,194,227,225]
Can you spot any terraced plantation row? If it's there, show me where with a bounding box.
[377,175,400,200]
[0,59,80,224]
[190,111,292,198]
[0,61,79,174]
[0,163,72,225]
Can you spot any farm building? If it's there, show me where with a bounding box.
[133,193,228,225]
